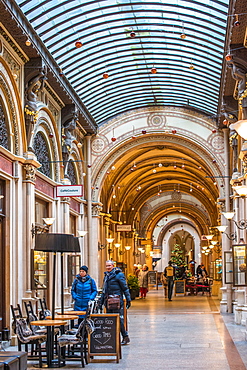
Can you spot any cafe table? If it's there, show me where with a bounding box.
[46,315,78,331]
[56,312,86,327]
[31,319,67,368]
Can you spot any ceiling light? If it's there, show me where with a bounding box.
[222,212,235,220]
[77,230,87,237]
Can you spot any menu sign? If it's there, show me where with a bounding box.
[88,314,121,363]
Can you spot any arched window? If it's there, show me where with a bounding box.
[33,132,51,178]
[0,100,10,150]
[67,159,77,185]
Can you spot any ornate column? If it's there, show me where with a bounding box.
[92,204,102,285]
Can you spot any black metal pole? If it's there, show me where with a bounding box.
[61,253,64,314]
[52,252,56,320]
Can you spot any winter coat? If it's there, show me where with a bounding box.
[100,268,131,306]
[71,274,97,315]
[138,270,149,288]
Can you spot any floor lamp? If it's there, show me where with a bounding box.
[34,233,80,318]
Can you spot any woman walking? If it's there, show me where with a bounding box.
[71,265,97,323]
[138,264,149,298]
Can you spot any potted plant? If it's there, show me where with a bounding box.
[127,274,140,300]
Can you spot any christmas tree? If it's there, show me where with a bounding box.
[170,244,186,266]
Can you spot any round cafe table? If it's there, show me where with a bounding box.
[57,311,86,316]
[46,315,78,331]
[31,319,66,368]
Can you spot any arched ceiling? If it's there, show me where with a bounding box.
[98,133,222,237]
[15,0,229,125]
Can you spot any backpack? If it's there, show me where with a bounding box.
[166,266,174,277]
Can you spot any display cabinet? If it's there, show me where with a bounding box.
[31,250,48,290]
[232,243,247,286]
[210,258,222,281]
[224,251,233,284]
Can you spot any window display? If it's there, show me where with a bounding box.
[232,244,247,286]
[32,250,48,290]
[224,251,233,284]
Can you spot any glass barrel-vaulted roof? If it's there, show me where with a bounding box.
[15,0,229,125]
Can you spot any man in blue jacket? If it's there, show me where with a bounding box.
[71,265,97,324]
[99,260,131,345]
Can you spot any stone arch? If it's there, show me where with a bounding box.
[0,57,26,155]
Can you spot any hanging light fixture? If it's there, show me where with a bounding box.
[25,39,31,46]
[130,31,136,38]
[189,59,194,70]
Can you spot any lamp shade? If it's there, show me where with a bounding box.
[35,233,80,252]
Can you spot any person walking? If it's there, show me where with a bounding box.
[138,264,149,298]
[164,261,176,301]
[71,265,97,324]
[99,260,131,345]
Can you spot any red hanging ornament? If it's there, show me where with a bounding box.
[223,119,229,126]
[172,129,177,134]
[142,130,147,134]
[130,31,136,38]
[234,14,240,26]
[111,137,116,142]
[75,40,83,48]
[212,129,216,133]
[180,33,186,39]
[103,72,109,79]
[151,67,157,74]
[225,54,232,61]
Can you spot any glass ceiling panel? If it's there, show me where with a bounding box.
[15,0,229,125]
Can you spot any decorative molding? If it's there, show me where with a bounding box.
[0,26,28,63]
[24,164,36,181]
[44,83,64,108]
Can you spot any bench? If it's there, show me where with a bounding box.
[0,352,27,370]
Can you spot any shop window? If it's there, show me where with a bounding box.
[67,255,81,286]
[232,244,247,286]
[32,250,48,290]
[224,251,233,284]
[210,258,222,281]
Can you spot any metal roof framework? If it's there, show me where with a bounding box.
[15,0,229,125]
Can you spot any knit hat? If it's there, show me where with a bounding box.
[80,265,88,273]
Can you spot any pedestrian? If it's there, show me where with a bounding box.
[138,264,149,298]
[164,261,176,301]
[99,260,131,345]
[71,265,97,324]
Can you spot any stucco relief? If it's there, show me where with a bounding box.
[2,47,21,90]
[208,133,224,152]
[0,71,19,155]
[24,164,36,181]
[91,135,108,155]
[147,113,166,128]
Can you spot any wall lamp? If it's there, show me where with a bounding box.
[214,225,236,241]
[232,185,247,197]
[77,230,88,237]
[119,246,131,255]
[222,212,247,230]
[31,218,55,238]
[98,237,115,251]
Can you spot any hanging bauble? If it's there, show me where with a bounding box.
[130,31,136,38]
[111,137,116,142]
[25,39,31,46]
[225,54,232,61]
[151,67,157,74]
[234,20,240,26]
[223,119,229,125]
[212,129,216,133]
[180,33,186,39]
[142,130,147,134]
[103,72,109,79]
[75,40,83,48]
[87,164,91,168]
[189,65,194,70]
[49,134,54,138]
[132,135,136,139]
[172,129,176,134]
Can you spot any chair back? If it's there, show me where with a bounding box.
[38,298,51,320]
[15,318,33,344]
[24,301,37,322]
[76,304,95,339]
[11,304,23,334]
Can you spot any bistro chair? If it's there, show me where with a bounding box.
[15,318,46,368]
[57,306,95,367]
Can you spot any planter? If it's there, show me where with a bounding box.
[130,289,138,300]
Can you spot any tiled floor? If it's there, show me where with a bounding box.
[9,288,247,369]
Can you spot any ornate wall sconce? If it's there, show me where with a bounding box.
[119,246,131,255]
[222,212,247,230]
[31,218,55,238]
[214,225,236,241]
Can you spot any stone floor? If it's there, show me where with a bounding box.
[8,288,247,369]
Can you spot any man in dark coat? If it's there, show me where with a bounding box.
[164,261,176,301]
[99,260,131,345]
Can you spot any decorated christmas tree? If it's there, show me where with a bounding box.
[170,243,186,266]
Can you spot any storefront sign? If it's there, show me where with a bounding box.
[56,185,83,197]
[116,225,132,231]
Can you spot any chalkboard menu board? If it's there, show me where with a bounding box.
[88,314,121,363]
[148,271,157,285]
[174,280,186,296]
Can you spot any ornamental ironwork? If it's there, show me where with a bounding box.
[33,132,51,178]
[67,159,77,185]
[0,102,9,150]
